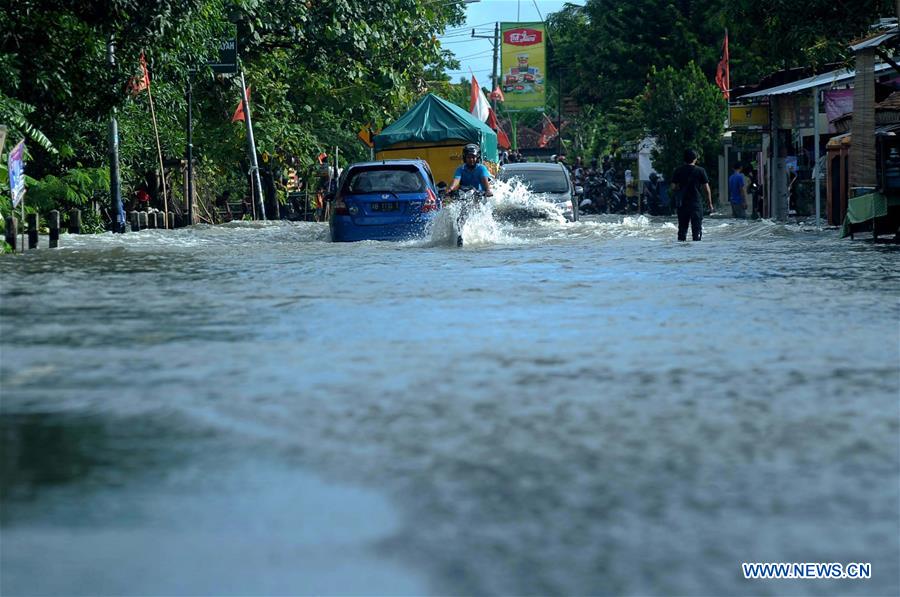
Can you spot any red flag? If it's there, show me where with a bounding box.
[231,86,251,122]
[715,31,730,100]
[496,127,511,150]
[538,114,558,148]
[490,87,505,103]
[486,108,511,149]
[127,51,150,95]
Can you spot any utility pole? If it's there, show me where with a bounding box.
[186,73,194,225]
[107,36,124,233]
[491,22,499,114]
[813,86,821,228]
[557,71,562,156]
[471,24,498,100]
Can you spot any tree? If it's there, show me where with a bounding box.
[638,62,726,180]
[547,0,728,113]
[725,0,894,84]
[0,0,466,224]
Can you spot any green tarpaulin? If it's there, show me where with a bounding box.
[373,93,498,163]
[840,192,900,237]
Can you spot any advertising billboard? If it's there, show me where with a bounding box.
[500,22,546,111]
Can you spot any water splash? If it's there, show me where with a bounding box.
[489,179,567,225]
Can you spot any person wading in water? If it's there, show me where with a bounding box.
[670,149,713,241]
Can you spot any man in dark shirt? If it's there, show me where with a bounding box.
[670,149,713,241]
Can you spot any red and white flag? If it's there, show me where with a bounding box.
[715,30,730,100]
[232,86,251,122]
[469,75,491,123]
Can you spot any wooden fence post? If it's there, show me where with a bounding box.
[26,213,38,249]
[68,209,81,234]
[5,216,17,251]
[49,210,60,248]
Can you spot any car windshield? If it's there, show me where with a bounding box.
[346,168,424,194]
[500,169,569,194]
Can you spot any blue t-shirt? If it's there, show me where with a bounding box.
[454,163,491,191]
[728,172,745,204]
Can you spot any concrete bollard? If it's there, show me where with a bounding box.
[167,212,175,230]
[26,213,38,249]
[174,213,183,228]
[5,216,17,252]
[68,209,81,234]
[148,212,158,229]
[138,211,148,230]
[49,210,60,248]
[129,211,139,232]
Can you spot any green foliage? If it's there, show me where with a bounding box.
[724,0,894,83]
[26,167,111,212]
[0,0,464,229]
[639,63,726,179]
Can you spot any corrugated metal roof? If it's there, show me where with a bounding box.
[739,62,894,99]
[850,27,898,51]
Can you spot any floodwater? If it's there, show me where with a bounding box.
[2,183,899,596]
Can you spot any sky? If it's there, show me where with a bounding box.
[440,0,586,86]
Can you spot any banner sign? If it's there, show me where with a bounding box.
[824,89,853,133]
[8,140,25,208]
[729,104,769,128]
[500,22,546,111]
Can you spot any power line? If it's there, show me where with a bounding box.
[439,38,493,45]
[442,20,494,33]
[453,49,493,59]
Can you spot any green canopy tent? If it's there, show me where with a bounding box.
[374,93,498,166]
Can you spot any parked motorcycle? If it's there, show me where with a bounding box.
[641,173,670,216]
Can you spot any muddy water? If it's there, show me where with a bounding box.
[1,194,898,595]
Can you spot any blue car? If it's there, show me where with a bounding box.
[330,159,442,242]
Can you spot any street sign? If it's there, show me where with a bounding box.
[729,104,769,128]
[357,126,375,148]
[208,37,238,74]
[8,140,25,207]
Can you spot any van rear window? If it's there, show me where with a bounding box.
[499,169,569,194]
[346,169,425,194]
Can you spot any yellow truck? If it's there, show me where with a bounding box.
[373,93,499,187]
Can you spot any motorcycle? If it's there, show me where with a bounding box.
[450,186,486,247]
[578,173,610,215]
[602,175,627,214]
[641,175,670,216]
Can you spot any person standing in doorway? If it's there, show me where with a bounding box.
[670,149,713,241]
[728,163,748,219]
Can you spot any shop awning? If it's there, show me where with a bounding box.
[739,63,894,99]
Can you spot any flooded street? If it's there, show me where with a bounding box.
[2,198,898,595]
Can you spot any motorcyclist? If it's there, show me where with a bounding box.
[448,144,493,196]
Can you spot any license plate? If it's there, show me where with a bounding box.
[371,201,399,212]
